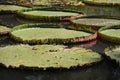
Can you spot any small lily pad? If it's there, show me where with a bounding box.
[98,25,120,44]
[105,46,120,64]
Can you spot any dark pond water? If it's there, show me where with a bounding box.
[0,5,120,80]
[77,5,120,17]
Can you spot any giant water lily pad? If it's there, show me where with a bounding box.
[105,46,120,64]
[23,11,79,17]
[0,44,102,69]
[71,17,120,30]
[17,8,83,21]
[98,25,120,44]
[0,25,10,35]
[83,0,120,6]
[0,5,29,13]
[10,23,96,44]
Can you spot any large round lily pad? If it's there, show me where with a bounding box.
[0,4,29,13]
[23,11,79,17]
[0,44,102,69]
[98,25,120,44]
[10,23,96,44]
[71,17,120,30]
[105,46,120,64]
[17,8,83,21]
[83,0,120,6]
[0,25,10,35]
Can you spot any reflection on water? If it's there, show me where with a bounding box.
[69,40,97,48]
[22,63,111,80]
[0,36,16,46]
[68,38,117,54]
[89,38,117,53]
[0,61,113,80]
[76,5,120,17]
[0,61,119,80]
[0,5,120,80]
[0,5,120,28]
[0,13,70,28]
[0,13,21,27]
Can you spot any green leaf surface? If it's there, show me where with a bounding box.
[85,0,120,4]
[98,25,120,44]
[0,25,10,35]
[72,18,120,27]
[0,44,102,69]
[83,0,120,6]
[105,46,120,64]
[10,23,95,44]
[11,28,91,40]
[0,5,29,11]
[100,29,120,38]
[23,11,79,17]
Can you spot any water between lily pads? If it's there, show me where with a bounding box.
[0,5,120,80]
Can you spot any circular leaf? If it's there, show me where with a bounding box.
[0,44,102,69]
[10,23,96,44]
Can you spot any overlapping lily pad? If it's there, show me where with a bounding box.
[0,25,10,35]
[10,23,97,44]
[98,25,120,44]
[83,0,120,6]
[0,4,29,13]
[17,7,83,21]
[71,17,120,30]
[105,46,120,64]
[0,44,102,69]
